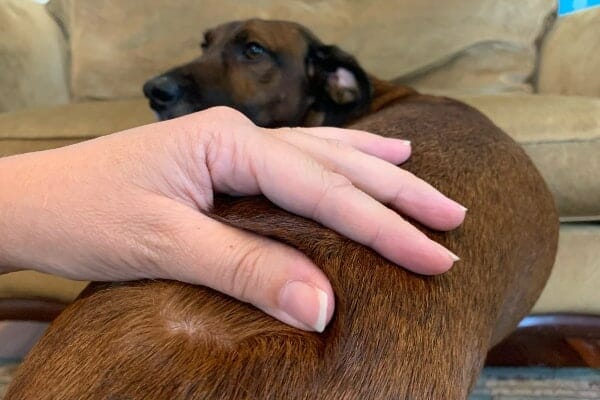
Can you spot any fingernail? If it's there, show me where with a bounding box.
[449,199,468,213]
[395,139,411,146]
[432,242,460,272]
[447,249,460,262]
[280,281,329,332]
[386,139,411,164]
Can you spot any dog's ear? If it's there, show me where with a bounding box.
[306,45,372,126]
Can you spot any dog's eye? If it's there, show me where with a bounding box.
[244,42,267,60]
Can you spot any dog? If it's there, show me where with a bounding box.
[5,19,558,399]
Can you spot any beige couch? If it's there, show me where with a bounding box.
[1,0,599,356]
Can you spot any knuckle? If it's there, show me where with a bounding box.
[224,242,267,301]
[367,223,384,248]
[312,171,354,219]
[390,169,416,205]
[273,127,295,138]
[127,216,185,278]
[204,105,247,122]
[327,172,353,190]
[392,183,407,206]
[325,137,353,154]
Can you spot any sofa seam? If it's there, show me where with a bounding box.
[520,136,600,146]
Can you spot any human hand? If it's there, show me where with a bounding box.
[0,107,465,332]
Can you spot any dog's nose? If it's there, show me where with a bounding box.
[143,76,182,106]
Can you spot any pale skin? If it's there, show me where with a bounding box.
[0,106,466,332]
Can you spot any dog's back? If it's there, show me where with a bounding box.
[6,95,558,399]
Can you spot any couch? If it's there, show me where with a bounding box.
[1,0,599,366]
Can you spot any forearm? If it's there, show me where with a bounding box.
[0,154,26,273]
[0,151,57,274]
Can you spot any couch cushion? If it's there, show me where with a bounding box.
[459,94,600,220]
[532,223,600,314]
[0,99,154,157]
[47,0,555,100]
[0,0,69,113]
[0,271,87,303]
[538,7,600,97]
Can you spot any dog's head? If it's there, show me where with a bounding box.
[143,19,371,127]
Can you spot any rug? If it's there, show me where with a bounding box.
[472,368,600,399]
[1,362,599,399]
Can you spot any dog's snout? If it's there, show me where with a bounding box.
[143,76,182,106]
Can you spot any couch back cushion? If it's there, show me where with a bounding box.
[48,0,555,100]
[0,0,69,112]
[538,7,600,97]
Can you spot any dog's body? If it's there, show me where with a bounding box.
[6,20,558,399]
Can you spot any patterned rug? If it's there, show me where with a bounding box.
[1,362,599,399]
[472,368,600,399]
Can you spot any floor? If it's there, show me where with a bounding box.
[471,368,600,399]
[1,322,600,399]
[2,363,599,399]
[0,322,48,360]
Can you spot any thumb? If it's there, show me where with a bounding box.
[153,202,334,332]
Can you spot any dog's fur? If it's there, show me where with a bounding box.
[6,20,558,399]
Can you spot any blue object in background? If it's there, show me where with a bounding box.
[558,0,600,15]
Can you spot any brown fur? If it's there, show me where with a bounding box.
[5,21,558,400]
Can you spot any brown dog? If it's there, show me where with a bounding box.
[6,20,558,399]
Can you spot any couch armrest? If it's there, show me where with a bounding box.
[0,0,69,113]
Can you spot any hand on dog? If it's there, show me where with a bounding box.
[0,106,465,332]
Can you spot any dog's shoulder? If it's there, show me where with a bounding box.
[351,91,504,146]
